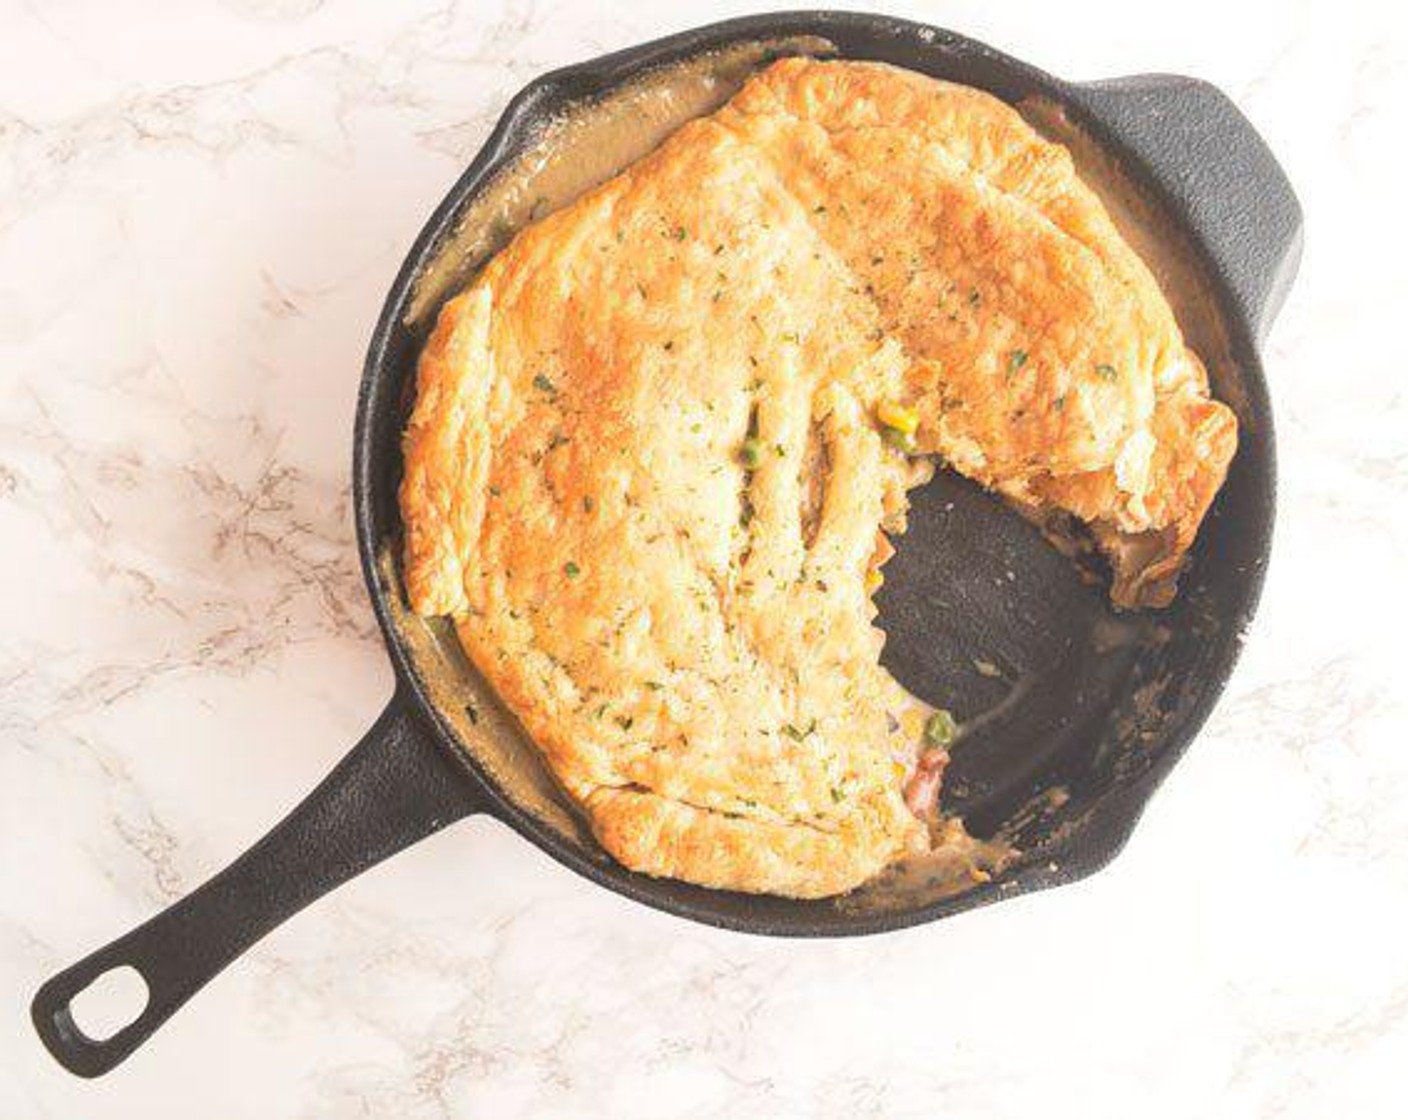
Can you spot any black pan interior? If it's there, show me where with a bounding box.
[354,12,1274,935]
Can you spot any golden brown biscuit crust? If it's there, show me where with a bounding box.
[400,59,1236,897]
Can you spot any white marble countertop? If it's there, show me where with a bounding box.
[2,1,1404,1116]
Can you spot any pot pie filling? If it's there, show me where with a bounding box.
[399,59,1237,898]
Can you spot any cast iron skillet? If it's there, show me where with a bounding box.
[32,11,1302,1078]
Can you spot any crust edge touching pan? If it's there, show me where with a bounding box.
[31,11,1302,1078]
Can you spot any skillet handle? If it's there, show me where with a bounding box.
[31,690,485,1078]
[1069,75,1303,341]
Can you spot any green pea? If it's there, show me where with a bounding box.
[883,426,918,454]
[924,709,958,748]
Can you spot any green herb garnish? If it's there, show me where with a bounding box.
[533,373,556,394]
[739,437,764,469]
[1007,349,1029,376]
[564,561,581,578]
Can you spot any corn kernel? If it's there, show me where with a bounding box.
[876,400,920,435]
[864,569,884,594]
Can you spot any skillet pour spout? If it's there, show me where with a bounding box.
[31,11,1301,1078]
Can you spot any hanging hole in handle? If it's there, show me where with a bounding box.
[66,964,151,1043]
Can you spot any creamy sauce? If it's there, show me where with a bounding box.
[408,36,834,327]
[841,818,1015,914]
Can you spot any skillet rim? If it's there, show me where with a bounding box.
[352,10,1280,937]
